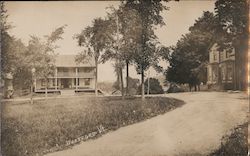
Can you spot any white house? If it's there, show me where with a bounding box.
[34,55,96,93]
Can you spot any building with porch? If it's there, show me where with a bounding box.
[207,44,235,90]
[34,55,96,93]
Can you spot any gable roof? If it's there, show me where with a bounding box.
[55,55,95,67]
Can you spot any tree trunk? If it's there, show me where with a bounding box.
[195,85,197,92]
[147,76,150,95]
[232,44,247,91]
[234,45,241,91]
[45,79,48,101]
[189,84,192,92]
[218,51,222,90]
[95,59,98,96]
[233,59,237,90]
[4,76,13,99]
[120,67,125,100]
[126,61,129,96]
[141,69,145,100]
[237,40,248,91]
[30,83,33,104]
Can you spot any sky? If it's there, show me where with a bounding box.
[6,1,215,82]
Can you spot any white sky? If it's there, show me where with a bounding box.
[6,1,215,82]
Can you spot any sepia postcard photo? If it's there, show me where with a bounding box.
[0,0,249,156]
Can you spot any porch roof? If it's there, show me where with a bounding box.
[55,55,95,67]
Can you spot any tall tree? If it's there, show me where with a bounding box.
[12,39,30,90]
[75,18,114,96]
[166,38,200,91]
[123,0,169,100]
[112,61,125,97]
[1,1,13,75]
[115,5,141,96]
[214,0,249,90]
[1,1,21,98]
[102,6,142,98]
[26,26,66,98]
[165,11,217,90]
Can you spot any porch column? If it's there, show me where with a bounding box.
[55,68,58,90]
[75,67,78,90]
[34,78,37,92]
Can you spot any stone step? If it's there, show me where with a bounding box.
[60,90,75,96]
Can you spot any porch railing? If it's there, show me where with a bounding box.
[57,72,94,78]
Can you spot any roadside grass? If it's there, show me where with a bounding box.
[2,96,184,156]
[209,123,248,156]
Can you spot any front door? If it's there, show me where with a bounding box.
[61,78,70,89]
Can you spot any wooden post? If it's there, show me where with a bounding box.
[75,67,78,90]
[95,61,98,96]
[233,48,237,90]
[55,68,58,90]
[34,78,36,92]
[126,61,129,96]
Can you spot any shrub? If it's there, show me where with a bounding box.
[138,78,164,94]
[209,123,248,156]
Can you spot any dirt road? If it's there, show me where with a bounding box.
[46,92,248,156]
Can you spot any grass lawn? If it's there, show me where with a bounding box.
[1,96,184,156]
[209,123,248,156]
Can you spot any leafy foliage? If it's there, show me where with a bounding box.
[75,18,114,64]
[165,11,217,88]
[75,17,115,96]
[214,0,248,90]
[138,78,164,94]
[124,0,166,66]
[1,2,16,77]
[215,0,248,46]
[209,123,247,156]
[122,0,169,98]
[113,76,140,95]
[20,25,66,90]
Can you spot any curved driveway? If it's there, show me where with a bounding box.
[46,92,248,156]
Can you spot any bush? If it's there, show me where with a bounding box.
[167,83,185,93]
[113,77,140,95]
[209,123,248,156]
[138,78,164,94]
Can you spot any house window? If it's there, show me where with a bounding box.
[84,78,90,86]
[227,64,233,81]
[41,79,46,86]
[226,51,229,58]
[208,67,212,82]
[221,66,226,81]
[212,69,218,82]
[52,79,56,86]
[74,78,80,86]
[79,67,92,73]
[213,53,217,61]
[62,68,69,72]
